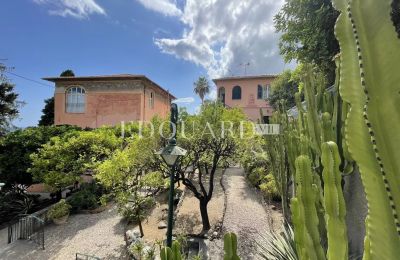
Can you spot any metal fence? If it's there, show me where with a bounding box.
[7,215,45,250]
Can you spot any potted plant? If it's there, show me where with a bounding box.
[48,199,71,225]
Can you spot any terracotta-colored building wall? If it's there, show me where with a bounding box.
[53,79,172,128]
[214,76,275,121]
[143,85,171,121]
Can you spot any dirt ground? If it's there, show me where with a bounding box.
[174,169,225,235]
[0,203,128,260]
[204,167,283,260]
[130,169,225,243]
[126,190,169,243]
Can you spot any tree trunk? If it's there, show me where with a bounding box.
[199,199,210,233]
[56,189,62,201]
[138,218,144,237]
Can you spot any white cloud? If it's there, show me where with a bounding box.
[153,0,290,89]
[33,0,106,19]
[173,97,195,104]
[135,0,182,17]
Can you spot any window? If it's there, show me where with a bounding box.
[257,84,270,99]
[232,85,241,100]
[218,87,226,104]
[149,92,154,109]
[66,86,85,113]
[257,85,263,99]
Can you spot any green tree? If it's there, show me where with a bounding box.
[268,69,301,110]
[193,76,210,105]
[0,63,20,135]
[29,129,121,190]
[274,0,339,83]
[38,97,54,126]
[275,0,400,84]
[60,69,75,77]
[0,125,80,190]
[173,103,247,232]
[96,135,165,237]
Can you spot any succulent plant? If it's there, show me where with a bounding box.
[332,0,400,258]
[224,232,240,260]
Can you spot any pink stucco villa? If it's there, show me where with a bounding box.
[213,75,276,122]
[44,74,175,128]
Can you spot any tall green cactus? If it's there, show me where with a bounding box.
[292,142,348,260]
[291,155,326,260]
[160,241,182,260]
[332,0,400,258]
[224,232,240,260]
[321,142,348,260]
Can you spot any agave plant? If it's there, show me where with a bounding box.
[257,225,298,260]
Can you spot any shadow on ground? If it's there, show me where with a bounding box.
[0,204,127,260]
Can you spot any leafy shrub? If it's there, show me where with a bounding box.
[69,183,105,212]
[248,167,266,187]
[47,199,71,220]
[99,194,112,207]
[260,175,281,201]
[119,197,155,223]
[69,190,98,212]
[241,146,270,174]
[29,129,122,189]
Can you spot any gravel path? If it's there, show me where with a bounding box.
[205,167,282,260]
[0,204,128,260]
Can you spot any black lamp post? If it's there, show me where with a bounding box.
[156,104,187,247]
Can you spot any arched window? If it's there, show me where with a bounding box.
[232,85,241,100]
[66,86,85,113]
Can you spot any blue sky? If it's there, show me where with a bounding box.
[0,0,290,127]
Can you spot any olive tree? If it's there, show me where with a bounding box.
[172,103,247,233]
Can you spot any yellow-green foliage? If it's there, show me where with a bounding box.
[29,129,121,189]
[260,175,280,201]
[47,199,71,220]
[248,167,265,186]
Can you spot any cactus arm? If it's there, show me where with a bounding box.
[291,156,326,260]
[363,217,371,260]
[171,241,182,260]
[350,0,400,231]
[224,233,237,260]
[160,247,173,260]
[322,113,335,143]
[333,0,400,258]
[302,65,322,155]
[321,142,348,260]
[224,233,240,260]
